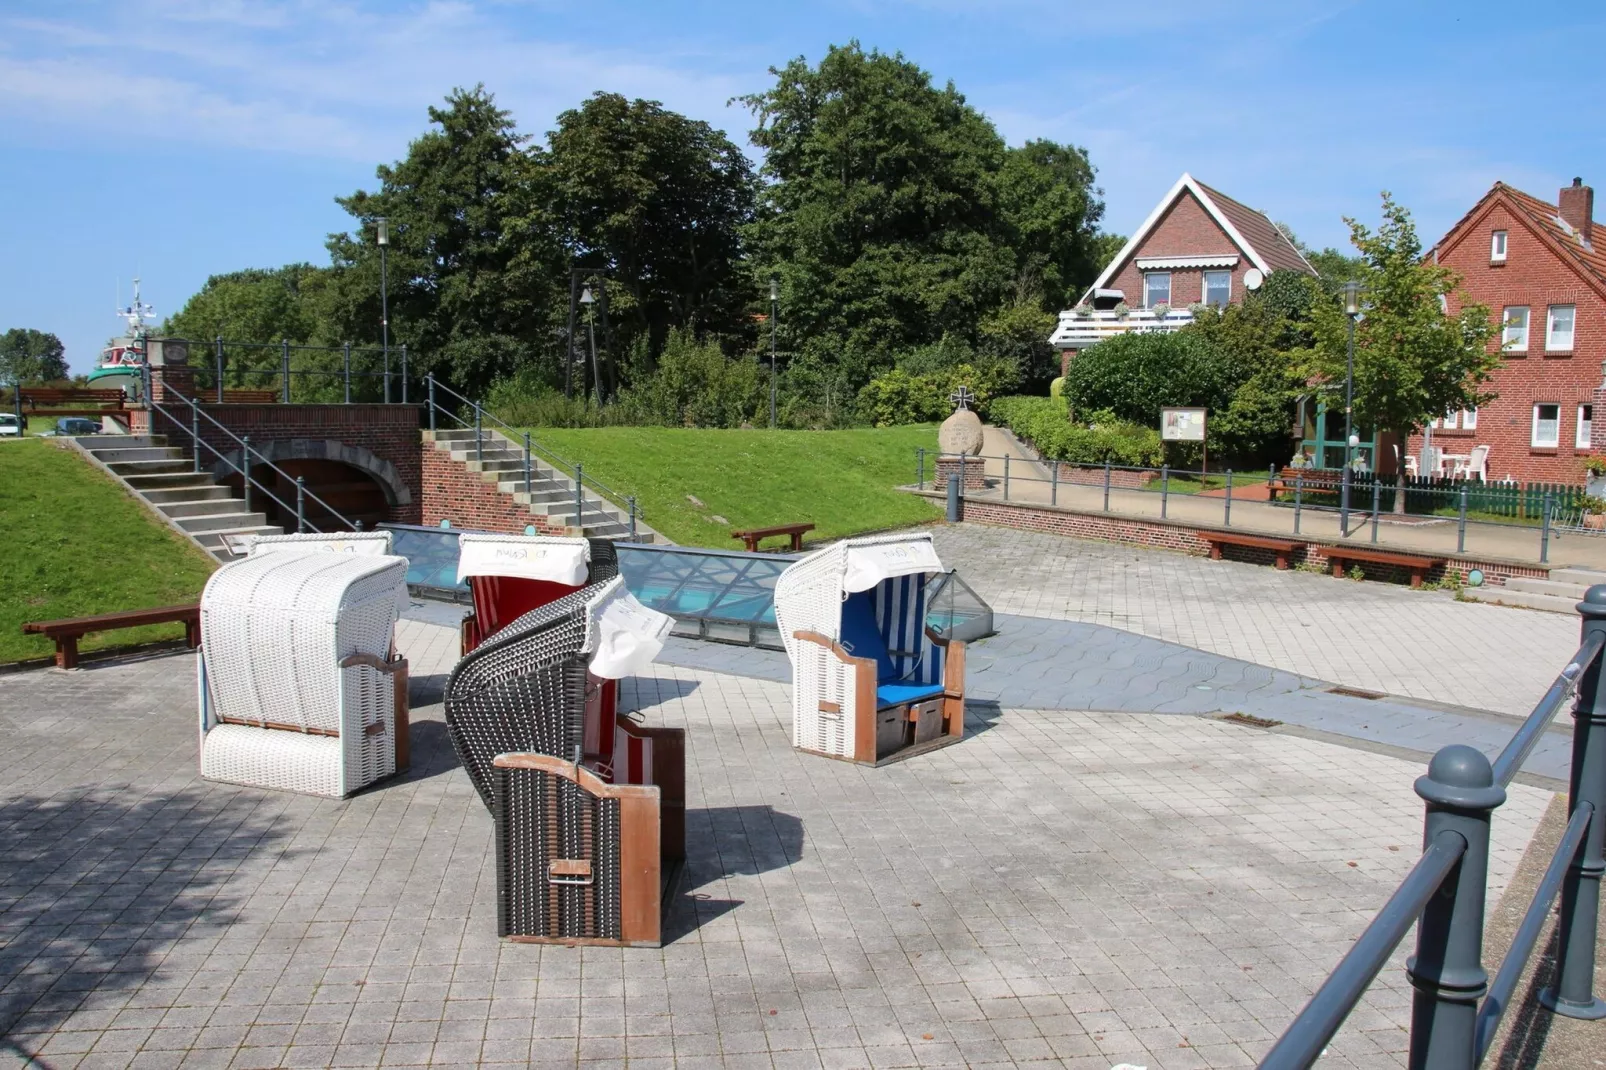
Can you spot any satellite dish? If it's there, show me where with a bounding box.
[1243,268,1265,291]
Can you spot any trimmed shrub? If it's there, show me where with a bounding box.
[989,395,1163,467]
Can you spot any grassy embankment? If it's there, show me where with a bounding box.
[0,439,217,663]
[520,425,942,548]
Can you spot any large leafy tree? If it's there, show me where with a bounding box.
[996,139,1107,313]
[547,92,757,383]
[162,265,333,346]
[328,85,564,397]
[1305,193,1499,507]
[0,328,69,383]
[741,43,1018,391]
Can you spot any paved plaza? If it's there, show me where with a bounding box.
[0,632,1558,1070]
[929,524,1578,720]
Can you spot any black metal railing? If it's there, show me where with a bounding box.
[918,449,1585,564]
[1257,592,1606,1068]
[147,380,361,536]
[189,337,410,405]
[424,374,639,537]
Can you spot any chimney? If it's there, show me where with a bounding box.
[1559,177,1594,245]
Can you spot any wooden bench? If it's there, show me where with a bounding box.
[18,388,130,416]
[1268,470,1342,498]
[1323,547,1446,588]
[1200,532,1307,570]
[23,604,201,669]
[732,522,814,553]
[213,390,279,404]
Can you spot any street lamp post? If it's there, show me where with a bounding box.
[580,286,601,407]
[1340,279,1362,536]
[769,276,779,429]
[377,217,390,403]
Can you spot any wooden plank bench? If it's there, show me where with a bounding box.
[1267,471,1342,498]
[1323,547,1446,588]
[213,390,280,404]
[18,388,130,416]
[731,522,814,553]
[1200,532,1307,570]
[23,604,201,669]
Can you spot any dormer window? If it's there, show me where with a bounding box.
[1491,230,1508,262]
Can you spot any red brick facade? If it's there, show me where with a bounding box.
[1412,181,1606,485]
[418,444,570,535]
[1104,191,1258,312]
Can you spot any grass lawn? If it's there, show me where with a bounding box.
[520,425,942,548]
[0,439,218,664]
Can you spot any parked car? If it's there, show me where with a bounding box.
[50,417,103,436]
[0,413,22,437]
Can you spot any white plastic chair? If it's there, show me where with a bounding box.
[198,534,410,797]
[1465,444,1490,481]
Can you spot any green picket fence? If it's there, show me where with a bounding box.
[1288,472,1585,522]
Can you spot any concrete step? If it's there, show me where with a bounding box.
[142,485,234,505]
[86,446,184,464]
[122,472,222,491]
[73,435,165,449]
[174,511,269,534]
[1505,577,1590,599]
[158,498,250,519]
[1548,567,1606,587]
[105,458,194,477]
[1467,587,1580,615]
[192,525,289,560]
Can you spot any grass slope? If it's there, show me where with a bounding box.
[0,439,218,663]
[522,426,941,548]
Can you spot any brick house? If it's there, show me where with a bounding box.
[1412,178,1606,485]
[1050,173,1315,373]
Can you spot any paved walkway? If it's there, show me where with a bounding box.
[930,524,1579,720]
[945,453,1606,570]
[0,644,1555,1070]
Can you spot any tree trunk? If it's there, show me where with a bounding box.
[1393,428,1408,515]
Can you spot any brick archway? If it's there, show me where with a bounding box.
[208,438,413,508]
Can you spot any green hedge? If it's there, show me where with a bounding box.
[989,395,1163,467]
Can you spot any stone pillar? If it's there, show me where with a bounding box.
[934,456,989,491]
[146,337,195,404]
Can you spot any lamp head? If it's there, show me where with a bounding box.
[579,286,595,306]
[770,276,779,302]
[376,217,389,246]
[1342,279,1362,316]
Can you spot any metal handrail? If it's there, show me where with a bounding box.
[426,374,641,523]
[1258,830,1469,1069]
[148,382,360,533]
[1491,634,1604,786]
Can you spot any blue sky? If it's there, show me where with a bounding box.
[3,0,1603,373]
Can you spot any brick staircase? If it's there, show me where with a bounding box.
[1468,565,1606,614]
[69,435,282,561]
[424,428,663,543]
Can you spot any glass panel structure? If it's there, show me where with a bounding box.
[380,525,994,652]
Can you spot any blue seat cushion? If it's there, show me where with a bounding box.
[876,682,945,708]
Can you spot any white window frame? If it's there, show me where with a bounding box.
[1491,230,1508,262]
[1201,270,1231,308]
[1442,410,1458,430]
[1547,304,1576,351]
[1502,306,1529,351]
[1533,403,1560,448]
[1462,407,1478,430]
[1143,272,1171,309]
[1579,404,1594,450]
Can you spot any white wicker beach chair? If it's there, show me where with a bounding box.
[197,540,410,798]
[773,532,966,765]
[456,534,617,654]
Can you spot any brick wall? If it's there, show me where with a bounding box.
[1105,191,1254,309]
[419,445,570,535]
[945,494,1546,588]
[1049,463,1158,489]
[1411,191,1606,485]
[137,403,424,524]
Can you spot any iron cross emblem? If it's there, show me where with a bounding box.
[949,386,974,412]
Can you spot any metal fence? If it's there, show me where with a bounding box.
[187,338,410,405]
[1257,591,1606,1068]
[917,450,1600,565]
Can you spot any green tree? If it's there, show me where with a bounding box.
[1276,221,1366,295]
[741,43,1017,390]
[1184,296,1308,463]
[1062,331,1239,431]
[547,92,757,379]
[0,328,68,383]
[328,85,563,398]
[995,139,1108,312]
[1305,193,1499,509]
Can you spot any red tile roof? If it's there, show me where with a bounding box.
[1492,183,1606,291]
[1196,181,1315,275]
